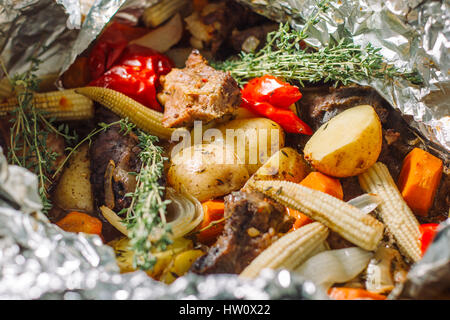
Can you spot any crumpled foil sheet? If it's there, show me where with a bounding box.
[0,0,449,300]
[0,147,327,299]
[237,0,450,157]
[0,0,81,80]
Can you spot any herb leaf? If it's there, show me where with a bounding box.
[123,131,172,270]
[215,0,421,86]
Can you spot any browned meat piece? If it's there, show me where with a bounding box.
[190,190,294,275]
[89,107,141,241]
[297,85,389,131]
[327,231,354,250]
[159,50,241,128]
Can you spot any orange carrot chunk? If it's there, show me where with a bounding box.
[286,207,313,230]
[328,287,386,300]
[300,172,344,200]
[287,172,344,231]
[56,211,103,238]
[197,199,225,245]
[397,148,443,216]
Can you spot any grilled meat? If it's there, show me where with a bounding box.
[89,107,141,241]
[159,50,241,128]
[190,190,294,275]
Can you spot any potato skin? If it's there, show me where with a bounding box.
[53,143,94,213]
[303,105,382,178]
[167,143,250,202]
[246,147,311,187]
[215,118,285,175]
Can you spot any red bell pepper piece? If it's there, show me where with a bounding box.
[89,44,173,112]
[88,22,148,80]
[241,97,313,135]
[242,75,302,109]
[419,223,439,255]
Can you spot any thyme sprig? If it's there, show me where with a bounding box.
[52,119,135,179]
[1,58,77,213]
[216,0,421,86]
[121,132,172,270]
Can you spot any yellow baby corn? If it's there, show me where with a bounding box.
[249,179,384,251]
[0,89,94,121]
[142,0,189,27]
[76,86,174,140]
[240,222,329,279]
[359,162,422,262]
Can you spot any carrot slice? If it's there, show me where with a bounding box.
[197,199,225,245]
[397,148,443,216]
[286,207,313,230]
[288,172,343,231]
[56,211,103,239]
[328,287,386,300]
[300,172,344,200]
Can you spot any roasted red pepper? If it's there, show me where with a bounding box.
[241,75,311,135]
[419,223,439,255]
[89,44,173,112]
[88,22,148,80]
[241,97,312,135]
[241,75,302,109]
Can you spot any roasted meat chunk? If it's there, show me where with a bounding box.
[89,108,141,241]
[190,190,294,275]
[297,85,389,131]
[159,50,241,128]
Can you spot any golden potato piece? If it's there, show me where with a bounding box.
[304,105,382,178]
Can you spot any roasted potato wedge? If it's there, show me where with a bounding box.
[215,118,285,175]
[304,105,382,177]
[53,143,94,213]
[246,147,311,187]
[167,143,250,202]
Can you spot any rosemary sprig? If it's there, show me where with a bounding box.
[121,132,172,270]
[216,0,421,86]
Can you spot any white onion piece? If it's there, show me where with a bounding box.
[347,193,381,214]
[294,247,373,289]
[100,188,203,240]
[165,187,204,239]
[100,205,129,236]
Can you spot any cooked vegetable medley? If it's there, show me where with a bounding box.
[0,0,448,300]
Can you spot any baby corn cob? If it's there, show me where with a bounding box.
[0,78,13,99]
[0,89,94,121]
[75,86,174,140]
[358,162,422,262]
[240,222,329,279]
[142,0,189,28]
[249,179,384,251]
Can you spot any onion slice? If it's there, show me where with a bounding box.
[165,187,204,239]
[294,247,373,289]
[100,205,128,236]
[100,188,204,241]
[347,193,381,214]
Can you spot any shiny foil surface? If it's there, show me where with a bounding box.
[0,0,449,300]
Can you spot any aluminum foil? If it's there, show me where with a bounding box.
[0,0,82,80]
[0,0,449,300]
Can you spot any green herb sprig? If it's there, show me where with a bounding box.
[121,132,172,270]
[1,58,77,213]
[216,0,421,86]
